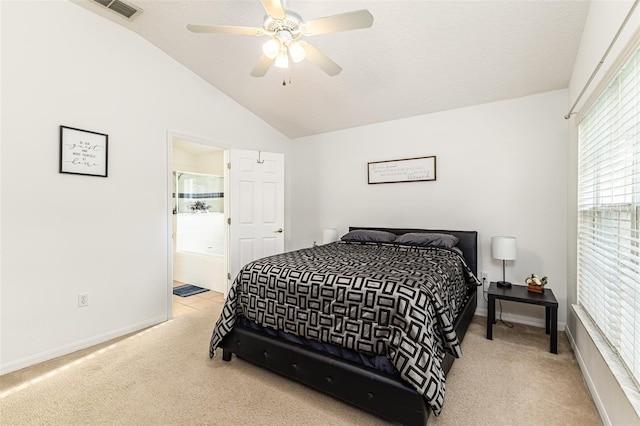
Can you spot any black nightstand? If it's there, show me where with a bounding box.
[486,282,559,354]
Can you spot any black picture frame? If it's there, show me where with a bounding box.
[59,126,108,177]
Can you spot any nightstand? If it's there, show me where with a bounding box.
[486,282,558,354]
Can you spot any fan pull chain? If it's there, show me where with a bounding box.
[282,70,292,86]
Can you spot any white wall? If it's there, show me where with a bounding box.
[566,0,640,423]
[0,0,290,373]
[290,90,569,327]
[173,144,225,176]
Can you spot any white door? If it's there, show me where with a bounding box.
[225,149,285,296]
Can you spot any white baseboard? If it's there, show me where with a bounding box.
[0,315,167,375]
[475,297,567,331]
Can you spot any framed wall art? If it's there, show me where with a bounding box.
[368,156,436,184]
[59,125,108,177]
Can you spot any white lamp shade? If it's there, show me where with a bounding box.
[322,228,338,245]
[288,41,306,63]
[274,50,289,69]
[262,38,280,59]
[491,236,517,260]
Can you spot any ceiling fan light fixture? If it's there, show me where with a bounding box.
[275,50,289,69]
[276,30,293,44]
[288,41,306,63]
[262,38,280,59]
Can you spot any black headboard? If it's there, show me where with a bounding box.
[349,227,478,276]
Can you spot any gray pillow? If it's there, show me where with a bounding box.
[341,230,397,243]
[394,232,459,248]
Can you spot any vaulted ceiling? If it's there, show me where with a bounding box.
[71,0,590,138]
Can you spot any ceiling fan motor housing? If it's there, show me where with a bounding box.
[263,10,303,36]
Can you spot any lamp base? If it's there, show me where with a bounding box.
[497,281,512,289]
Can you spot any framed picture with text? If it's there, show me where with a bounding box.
[368,156,436,184]
[59,126,108,177]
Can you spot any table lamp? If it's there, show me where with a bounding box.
[491,236,517,288]
[322,228,338,245]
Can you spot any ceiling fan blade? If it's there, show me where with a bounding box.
[261,0,286,19]
[250,54,275,77]
[301,10,374,35]
[302,43,342,76]
[187,24,263,36]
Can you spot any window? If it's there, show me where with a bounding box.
[578,46,640,386]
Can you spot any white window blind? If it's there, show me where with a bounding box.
[578,46,640,386]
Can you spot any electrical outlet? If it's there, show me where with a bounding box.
[481,271,489,292]
[78,293,89,307]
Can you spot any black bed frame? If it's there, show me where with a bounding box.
[219,227,478,425]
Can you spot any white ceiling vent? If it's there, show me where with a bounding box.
[93,0,142,20]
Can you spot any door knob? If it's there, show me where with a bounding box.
[274,228,283,233]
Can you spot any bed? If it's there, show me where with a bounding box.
[210,227,479,425]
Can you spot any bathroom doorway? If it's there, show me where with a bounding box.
[170,137,227,317]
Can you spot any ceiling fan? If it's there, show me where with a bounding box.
[187,0,374,77]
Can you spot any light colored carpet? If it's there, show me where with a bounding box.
[0,300,601,425]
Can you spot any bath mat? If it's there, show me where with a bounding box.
[173,284,209,297]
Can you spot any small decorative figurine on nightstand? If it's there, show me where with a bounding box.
[526,274,548,293]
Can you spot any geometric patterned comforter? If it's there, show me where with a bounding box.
[209,241,479,415]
